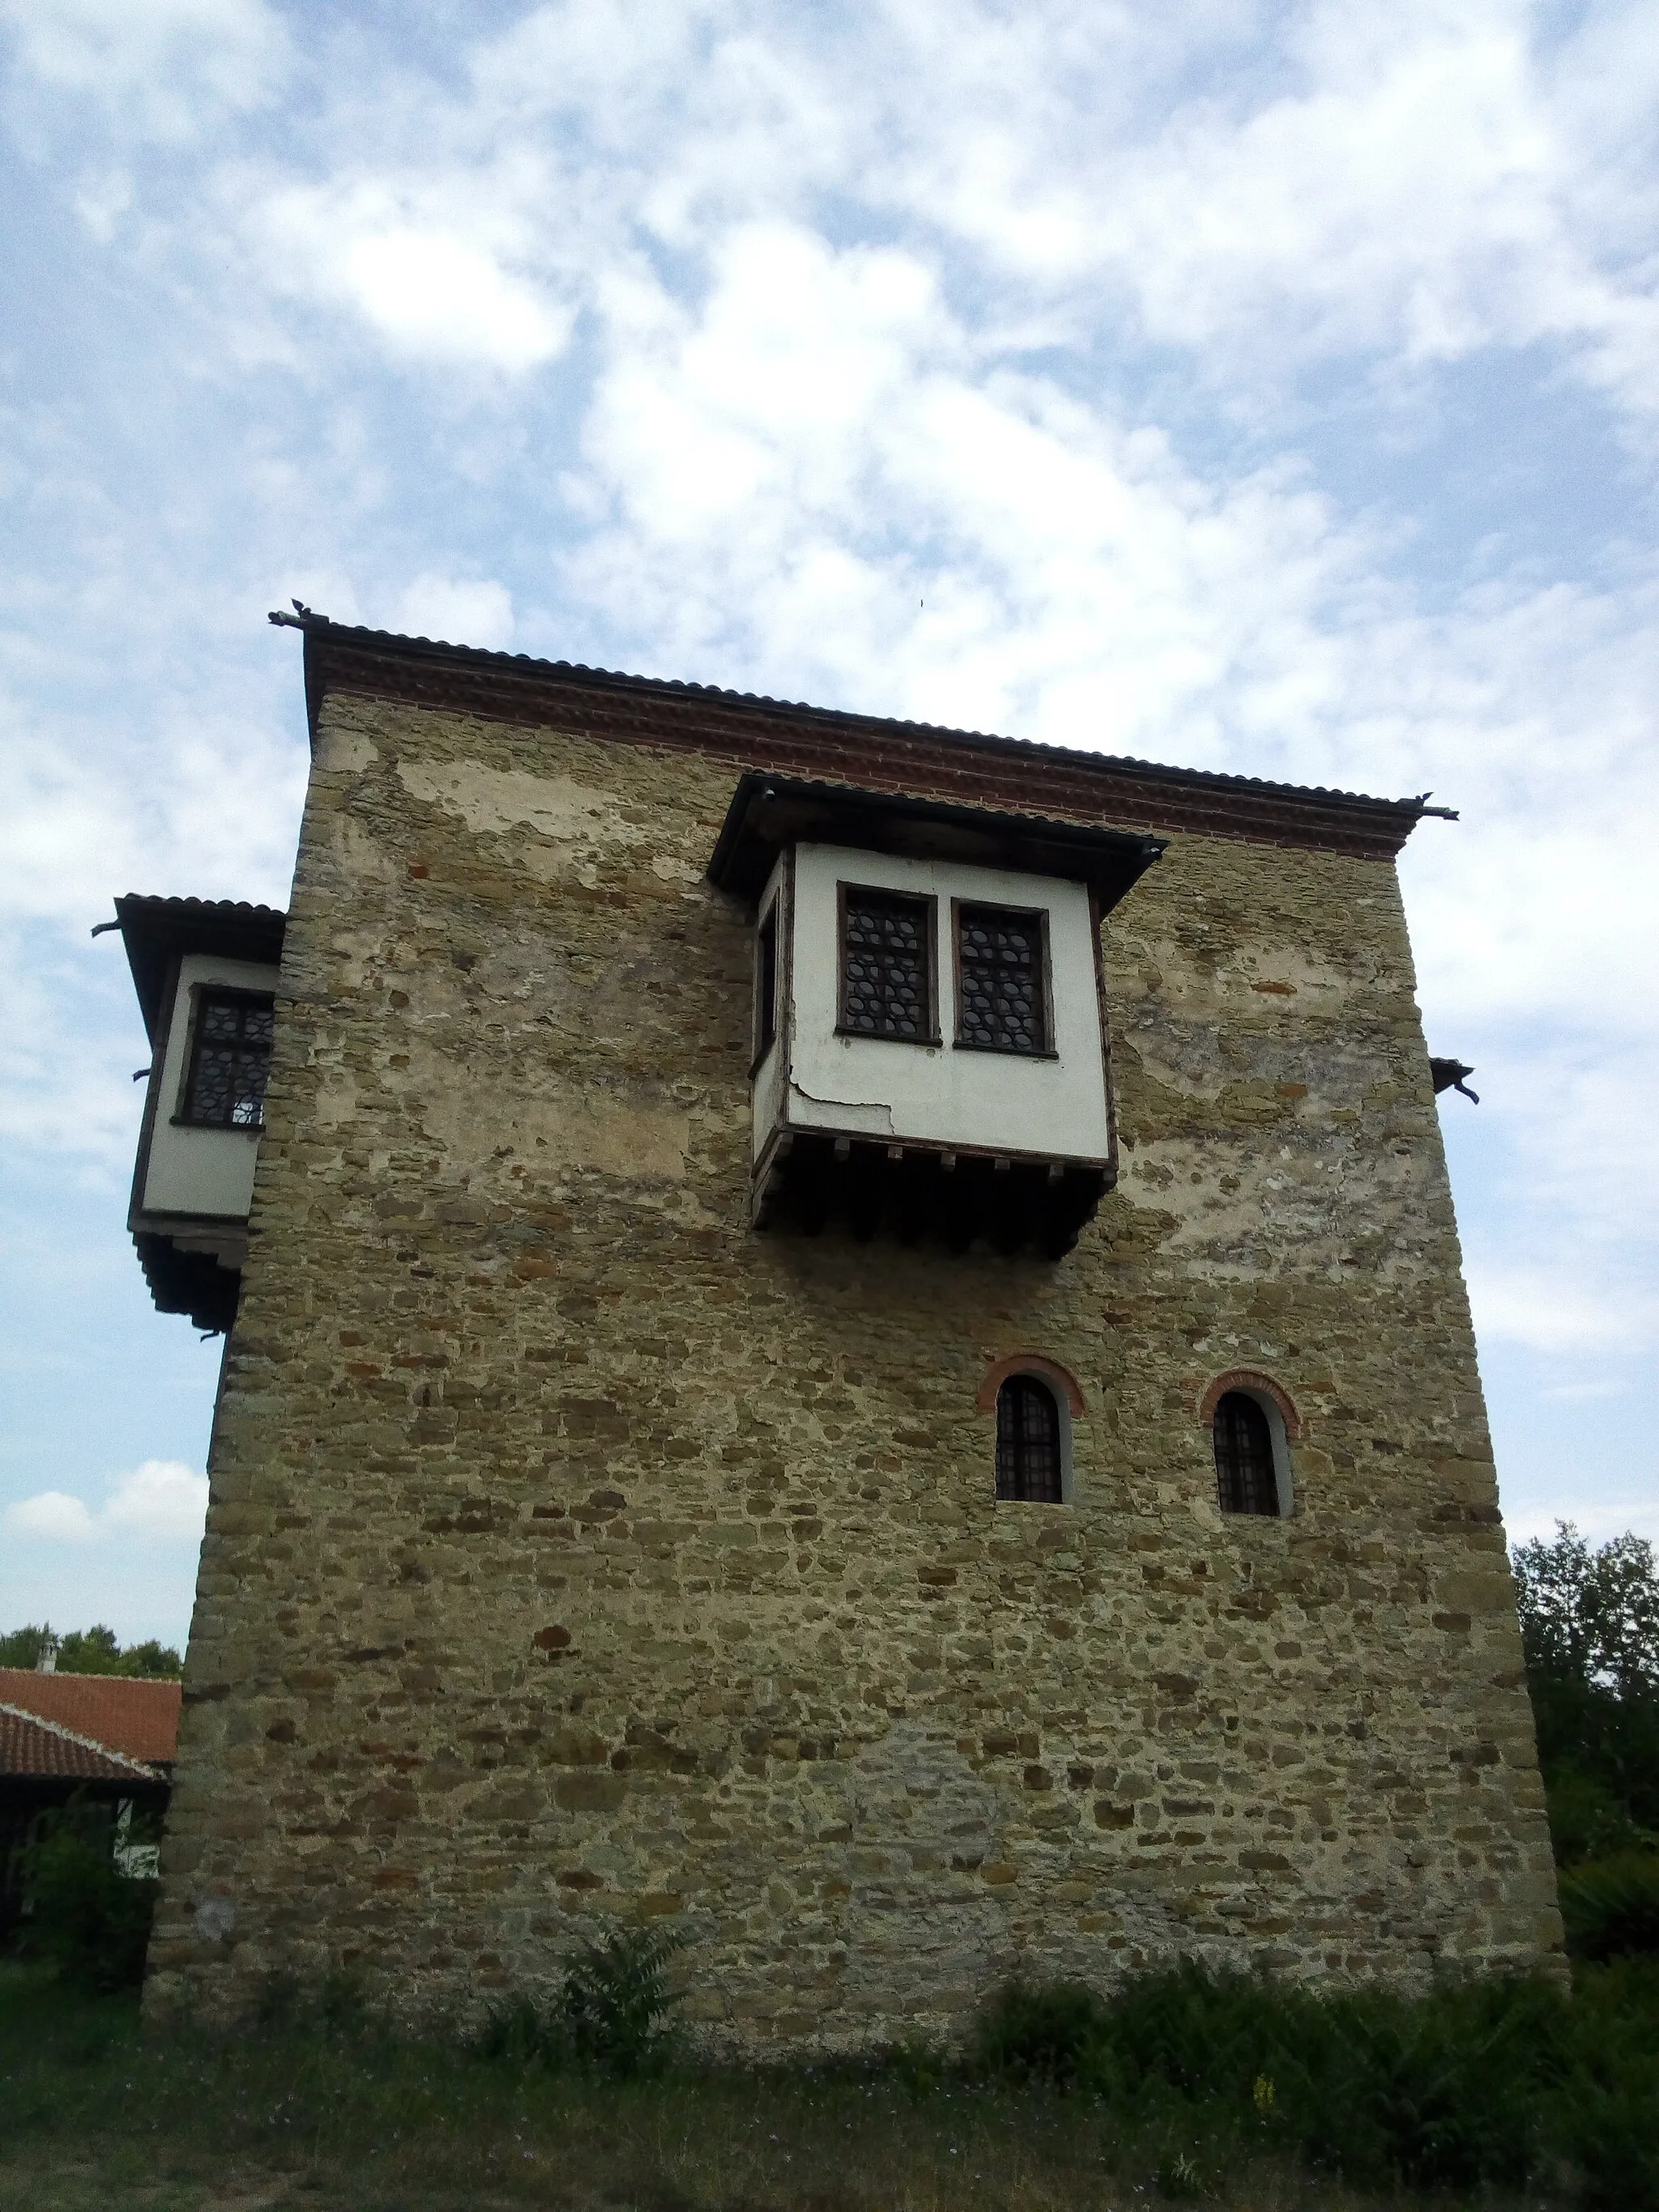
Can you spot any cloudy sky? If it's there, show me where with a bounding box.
[2,0,1654,1653]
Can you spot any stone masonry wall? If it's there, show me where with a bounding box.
[144,687,1563,2045]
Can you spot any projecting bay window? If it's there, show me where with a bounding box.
[753,900,779,1068]
[837,886,938,1044]
[709,774,1168,1256]
[954,902,1052,1056]
[180,991,275,1130]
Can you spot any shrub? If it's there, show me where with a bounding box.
[561,1923,685,2076]
[1560,1852,1659,1962]
[1292,1976,1567,2190]
[1546,1767,1653,1865]
[476,1991,564,2069]
[971,1964,1584,2193]
[22,1801,157,1993]
[480,1922,686,2078]
[966,1980,1112,2091]
[1553,1958,1659,2210]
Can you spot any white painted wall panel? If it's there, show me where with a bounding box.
[142,954,279,1219]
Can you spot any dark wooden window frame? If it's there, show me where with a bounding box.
[751,897,780,1073]
[834,881,940,1046]
[173,985,275,1132]
[994,1372,1066,1504]
[950,897,1057,1059]
[1212,1389,1282,1517]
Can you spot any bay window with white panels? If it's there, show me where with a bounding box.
[707,775,1164,1258]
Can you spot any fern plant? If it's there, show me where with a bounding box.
[557,1923,686,2077]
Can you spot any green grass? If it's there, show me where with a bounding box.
[2,1960,1656,2212]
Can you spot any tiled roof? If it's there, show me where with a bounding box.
[0,1703,162,1782]
[0,1672,180,1766]
[274,609,1433,812]
[109,894,285,919]
[101,897,286,1042]
[274,610,1451,860]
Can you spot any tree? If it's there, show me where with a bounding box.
[1512,1524,1659,1865]
[0,1623,181,1678]
[1513,1524,1659,1698]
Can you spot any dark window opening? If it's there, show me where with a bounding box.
[996,1375,1064,1502]
[1213,1391,1279,1515]
[840,889,934,1041]
[754,903,778,1063]
[957,905,1047,1054]
[182,991,275,1129]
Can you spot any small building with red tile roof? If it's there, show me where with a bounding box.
[0,1703,164,1786]
[0,1680,174,1937]
[0,1670,180,1772]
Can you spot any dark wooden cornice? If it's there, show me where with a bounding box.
[273,612,1448,861]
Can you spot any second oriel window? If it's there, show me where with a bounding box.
[957,904,1048,1054]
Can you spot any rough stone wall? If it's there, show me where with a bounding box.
[144,689,1563,2044]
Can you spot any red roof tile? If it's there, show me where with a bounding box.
[0,1703,160,1782]
[0,1672,180,1765]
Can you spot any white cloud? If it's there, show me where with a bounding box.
[2,0,291,145]
[391,573,514,651]
[250,176,575,372]
[6,1490,97,1541]
[859,0,1659,424]
[4,1460,207,1547]
[1536,1380,1631,1404]
[103,1459,211,1542]
[1465,1264,1659,1357]
[1504,1497,1659,1548]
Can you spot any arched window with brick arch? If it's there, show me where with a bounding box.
[1201,1370,1301,1519]
[996,1375,1063,1502]
[978,1353,1083,1505]
[1213,1392,1277,1514]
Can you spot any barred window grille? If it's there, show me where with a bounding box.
[840,891,932,1040]
[1213,1391,1279,1515]
[995,1375,1064,1503]
[957,906,1046,1053]
[183,992,275,1129]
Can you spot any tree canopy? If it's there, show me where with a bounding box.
[1512,1524,1659,1866]
[0,1624,181,1679]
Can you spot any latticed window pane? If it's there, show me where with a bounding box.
[996,1376,1063,1503]
[1213,1392,1279,1515]
[957,906,1045,1053]
[841,891,932,1040]
[184,992,275,1129]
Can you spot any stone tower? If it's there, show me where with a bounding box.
[121,615,1561,2042]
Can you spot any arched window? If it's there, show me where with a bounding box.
[1213,1391,1280,1516]
[996,1375,1063,1503]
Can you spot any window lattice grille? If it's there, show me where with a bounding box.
[841,892,931,1040]
[958,906,1044,1053]
[184,993,275,1128]
[996,1376,1063,1502]
[1213,1391,1279,1515]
